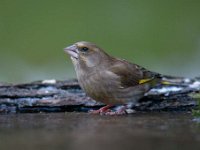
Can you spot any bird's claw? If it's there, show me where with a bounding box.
[89,105,113,114]
[89,109,112,114]
[104,110,127,115]
[89,105,128,115]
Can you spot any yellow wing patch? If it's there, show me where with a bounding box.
[139,78,152,84]
[161,81,171,85]
[139,79,171,85]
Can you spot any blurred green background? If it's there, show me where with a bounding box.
[0,0,200,83]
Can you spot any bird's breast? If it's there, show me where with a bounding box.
[77,69,122,104]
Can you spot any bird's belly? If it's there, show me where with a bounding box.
[79,77,113,103]
[78,74,141,105]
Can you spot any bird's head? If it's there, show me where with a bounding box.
[64,41,110,68]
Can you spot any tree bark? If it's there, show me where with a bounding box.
[0,79,199,113]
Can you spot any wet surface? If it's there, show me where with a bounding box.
[0,112,200,150]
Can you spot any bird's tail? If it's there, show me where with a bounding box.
[145,74,200,96]
[160,75,192,86]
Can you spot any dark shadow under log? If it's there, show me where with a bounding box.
[0,79,199,113]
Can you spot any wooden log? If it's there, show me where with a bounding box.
[0,79,199,113]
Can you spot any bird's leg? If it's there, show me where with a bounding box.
[89,105,113,114]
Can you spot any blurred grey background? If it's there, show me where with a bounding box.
[0,0,200,83]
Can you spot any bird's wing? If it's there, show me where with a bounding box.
[108,58,159,88]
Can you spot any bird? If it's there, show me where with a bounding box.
[64,41,183,115]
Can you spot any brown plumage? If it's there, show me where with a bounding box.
[64,41,163,114]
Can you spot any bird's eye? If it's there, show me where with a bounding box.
[80,47,89,52]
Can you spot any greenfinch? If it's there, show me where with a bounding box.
[64,41,175,115]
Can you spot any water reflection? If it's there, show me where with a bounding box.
[0,112,200,150]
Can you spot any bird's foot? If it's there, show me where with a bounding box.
[89,105,135,115]
[89,105,113,114]
[105,106,127,116]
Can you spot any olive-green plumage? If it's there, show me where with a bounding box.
[64,41,163,105]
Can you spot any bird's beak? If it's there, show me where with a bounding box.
[64,44,79,59]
